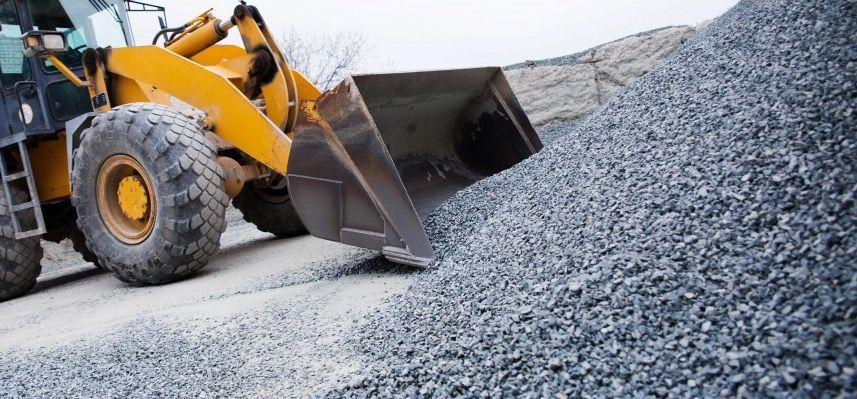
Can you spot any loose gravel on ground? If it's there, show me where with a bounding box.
[0,229,407,399]
[324,0,856,397]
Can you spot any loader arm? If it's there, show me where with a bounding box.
[102,45,293,175]
[58,4,303,176]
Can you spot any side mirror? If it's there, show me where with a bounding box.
[22,30,67,58]
[158,16,167,29]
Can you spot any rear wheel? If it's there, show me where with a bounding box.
[72,103,229,285]
[0,185,43,301]
[232,176,306,238]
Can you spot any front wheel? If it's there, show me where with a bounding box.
[71,103,229,285]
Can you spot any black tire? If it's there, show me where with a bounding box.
[232,179,307,238]
[0,185,43,301]
[72,103,229,285]
[68,224,100,268]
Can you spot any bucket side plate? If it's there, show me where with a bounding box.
[287,68,541,267]
[287,78,433,266]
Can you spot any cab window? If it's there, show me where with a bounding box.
[0,0,30,88]
[28,0,85,71]
[28,0,129,73]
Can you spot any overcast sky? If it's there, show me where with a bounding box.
[130,0,738,72]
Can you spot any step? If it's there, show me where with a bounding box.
[10,201,35,213]
[15,228,43,240]
[2,170,29,182]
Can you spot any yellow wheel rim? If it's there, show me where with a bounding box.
[97,155,156,244]
[117,176,148,220]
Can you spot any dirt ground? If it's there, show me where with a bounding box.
[0,209,410,396]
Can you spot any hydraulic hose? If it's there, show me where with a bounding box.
[151,24,189,45]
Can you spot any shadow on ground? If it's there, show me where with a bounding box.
[34,266,106,291]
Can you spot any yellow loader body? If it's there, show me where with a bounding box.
[37,4,541,266]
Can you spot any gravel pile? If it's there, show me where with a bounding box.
[325,0,856,397]
[536,119,580,144]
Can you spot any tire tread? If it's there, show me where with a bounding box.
[71,103,228,286]
[0,186,43,301]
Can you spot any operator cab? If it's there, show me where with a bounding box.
[0,0,157,140]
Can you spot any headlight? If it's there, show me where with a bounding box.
[21,30,68,57]
[24,35,41,49]
[41,33,66,51]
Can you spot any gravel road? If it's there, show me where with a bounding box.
[324,0,856,397]
[0,210,411,398]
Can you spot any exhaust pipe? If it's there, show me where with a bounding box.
[287,67,541,266]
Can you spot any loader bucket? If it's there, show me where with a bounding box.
[286,67,541,266]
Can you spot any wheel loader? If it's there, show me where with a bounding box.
[0,0,541,301]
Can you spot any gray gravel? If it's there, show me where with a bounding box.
[536,119,580,144]
[0,0,852,397]
[325,0,857,397]
[0,243,411,399]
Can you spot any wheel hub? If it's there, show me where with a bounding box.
[117,176,148,220]
[96,155,156,244]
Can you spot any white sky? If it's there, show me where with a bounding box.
[129,0,738,72]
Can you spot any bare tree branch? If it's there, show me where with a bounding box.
[278,27,368,90]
